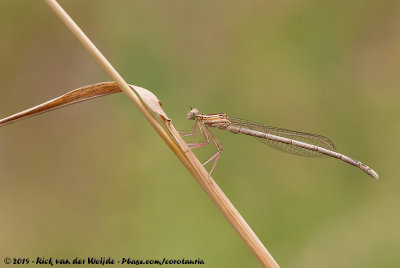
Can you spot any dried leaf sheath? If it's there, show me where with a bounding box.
[0,82,121,127]
[0,82,172,128]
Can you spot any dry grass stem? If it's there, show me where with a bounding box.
[1,79,279,267]
[0,1,283,266]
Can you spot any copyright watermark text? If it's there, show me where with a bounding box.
[3,257,205,266]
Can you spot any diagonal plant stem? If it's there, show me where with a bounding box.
[0,82,279,267]
[37,1,280,267]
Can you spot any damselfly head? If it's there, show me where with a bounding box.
[187,108,199,120]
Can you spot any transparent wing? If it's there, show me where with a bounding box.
[228,117,336,158]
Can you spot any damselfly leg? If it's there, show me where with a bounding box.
[181,119,223,174]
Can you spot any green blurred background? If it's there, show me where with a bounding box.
[0,1,399,267]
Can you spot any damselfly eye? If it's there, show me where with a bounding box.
[187,108,199,120]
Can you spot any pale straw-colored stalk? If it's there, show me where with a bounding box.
[43,1,279,267]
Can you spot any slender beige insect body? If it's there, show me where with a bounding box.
[185,109,379,179]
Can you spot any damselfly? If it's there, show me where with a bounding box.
[182,108,379,179]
